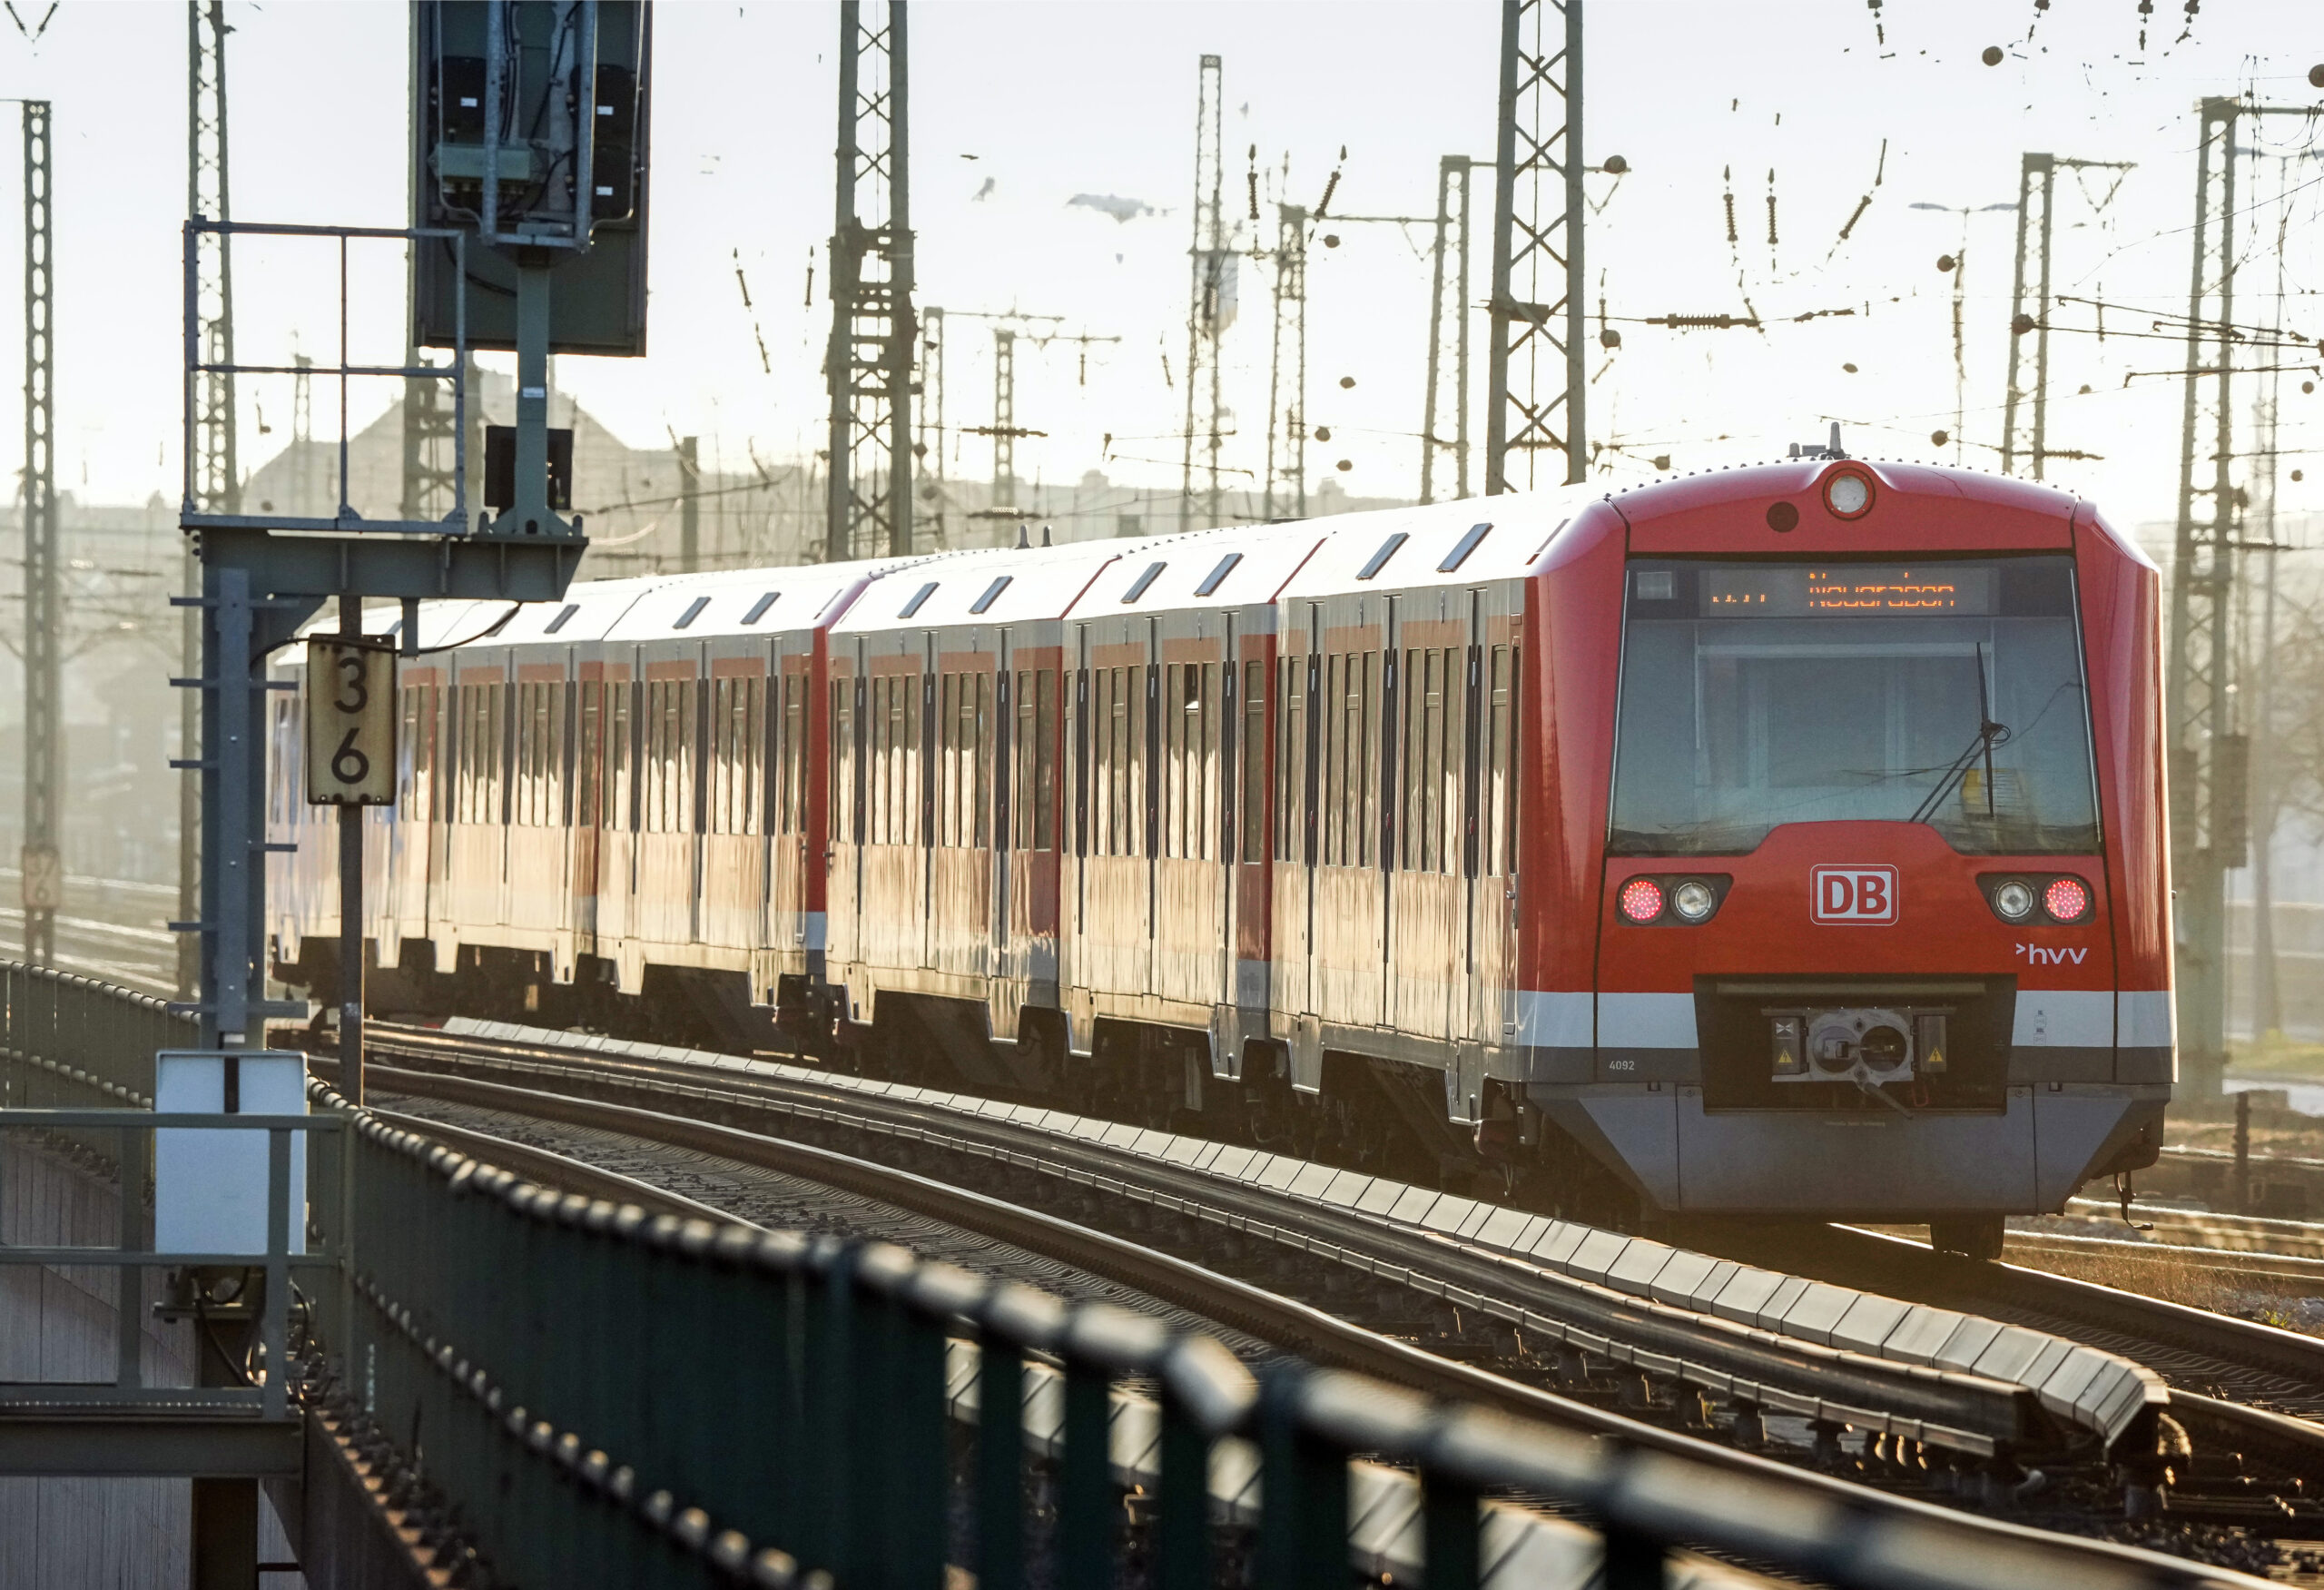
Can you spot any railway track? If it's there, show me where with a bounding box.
[303,1017,2321,1579]
[340,1087,2252,1590]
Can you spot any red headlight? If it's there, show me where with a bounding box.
[1619,877,1665,923]
[2043,876,2091,923]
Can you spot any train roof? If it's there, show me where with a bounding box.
[1275,488,1600,604]
[1603,457,2083,525]
[601,554,917,643]
[825,524,1259,637]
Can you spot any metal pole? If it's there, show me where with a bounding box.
[20,101,56,967]
[2000,154,2043,479]
[339,593,365,1105]
[1179,54,1222,533]
[886,0,914,558]
[1423,162,1455,504]
[825,3,861,563]
[679,434,700,569]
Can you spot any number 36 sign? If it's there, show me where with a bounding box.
[305,637,398,806]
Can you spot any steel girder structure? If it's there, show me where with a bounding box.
[1422,155,1476,505]
[825,0,915,563]
[1485,0,1583,495]
[1262,203,1307,524]
[2000,152,2132,481]
[20,103,55,966]
[1179,54,1226,532]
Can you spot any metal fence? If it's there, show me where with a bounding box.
[331,1086,2178,1590]
[0,960,195,1107]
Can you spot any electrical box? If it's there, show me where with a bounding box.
[411,1,654,357]
[305,637,399,806]
[155,1051,309,1258]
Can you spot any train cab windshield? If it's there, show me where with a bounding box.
[1609,555,2099,855]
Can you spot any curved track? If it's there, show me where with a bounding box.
[305,1020,2318,1580]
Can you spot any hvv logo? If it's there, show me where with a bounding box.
[1811,865,1898,923]
[2019,943,2089,965]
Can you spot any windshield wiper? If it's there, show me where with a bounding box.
[1908,642,2012,826]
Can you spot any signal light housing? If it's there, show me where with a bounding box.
[1979,873,2093,926]
[1619,878,1666,923]
[1616,874,1730,925]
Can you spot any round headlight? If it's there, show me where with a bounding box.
[2043,876,2091,923]
[1671,879,1718,922]
[1619,877,1666,923]
[1992,880,2035,922]
[1824,470,1874,519]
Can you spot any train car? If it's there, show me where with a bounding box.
[271,454,2171,1252]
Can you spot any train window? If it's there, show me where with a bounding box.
[1089,664,1144,856]
[898,582,939,619]
[577,682,603,828]
[399,686,434,822]
[829,677,854,844]
[1196,553,1242,597]
[1357,532,1409,581]
[1610,556,2098,854]
[970,576,1012,616]
[868,670,921,845]
[1160,662,1217,861]
[1275,656,1305,863]
[1122,562,1166,604]
[743,592,779,626]
[781,671,806,835]
[1438,522,1492,573]
[1401,647,1462,873]
[608,681,635,831]
[675,597,711,630]
[1482,647,1512,875]
[642,677,697,834]
[939,671,993,847]
[546,602,579,635]
[1240,661,1265,863]
[706,674,763,835]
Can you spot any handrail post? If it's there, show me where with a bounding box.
[115,1119,147,1390]
[261,1124,290,1419]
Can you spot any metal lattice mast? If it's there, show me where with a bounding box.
[2000,153,2053,480]
[990,327,1017,514]
[915,304,945,544]
[2167,97,2246,1100]
[2001,153,2132,479]
[182,1,233,992]
[1180,54,1225,532]
[189,1,236,515]
[1485,0,1583,493]
[1422,154,1476,503]
[19,102,54,966]
[825,0,915,563]
[1262,202,1306,522]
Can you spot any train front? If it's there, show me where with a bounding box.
[1532,458,2170,1254]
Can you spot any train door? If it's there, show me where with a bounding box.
[1467,589,1521,1053]
[572,659,605,958]
[992,627,1013,986]
[1275,604,1316,1025]
[1309,598,1388,1031]
[1232,622,1273,1025]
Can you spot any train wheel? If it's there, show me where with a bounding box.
[1929,1215,2005,1261]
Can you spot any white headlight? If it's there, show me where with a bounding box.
[1825,472,1873,518]
[1993,880,2035,921]
[1671,879,1718,922]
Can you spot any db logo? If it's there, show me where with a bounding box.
[1811,865,1898,924]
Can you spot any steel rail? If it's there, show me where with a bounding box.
[336,1056,2278,1590]
[331,1036,2054,1457]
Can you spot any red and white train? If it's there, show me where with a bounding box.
[271,455,2171,1254]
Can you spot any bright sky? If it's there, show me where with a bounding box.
[0,1,2319,533]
